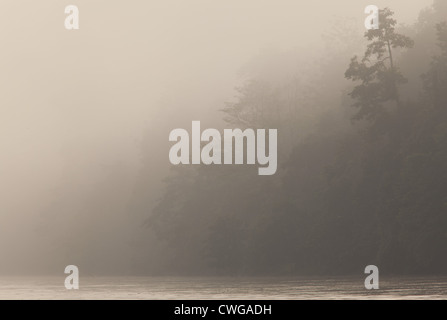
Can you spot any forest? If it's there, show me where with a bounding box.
[136,1,447,276]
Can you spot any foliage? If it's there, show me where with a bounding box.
[345,8,414,122]
[141,5,447,276]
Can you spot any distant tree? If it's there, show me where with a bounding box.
[221,80,279,129]
[422,22,447,108]
[345,8,414,122]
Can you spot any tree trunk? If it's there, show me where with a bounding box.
[387,40,401,107]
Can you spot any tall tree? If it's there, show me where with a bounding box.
[422,22,447,108]
[345,8,414,122]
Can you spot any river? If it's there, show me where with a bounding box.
[0,276,446,299]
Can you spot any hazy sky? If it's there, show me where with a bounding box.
[0,0,433,274]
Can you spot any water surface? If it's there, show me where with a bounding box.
[0,276,446,300]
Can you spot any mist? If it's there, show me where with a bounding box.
[0,0,436,275]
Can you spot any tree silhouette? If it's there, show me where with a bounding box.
[423,22,447,108]
[345,8,414,122]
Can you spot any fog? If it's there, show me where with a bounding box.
[0,0,434,275]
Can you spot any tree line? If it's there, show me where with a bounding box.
[139,2,447,276]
